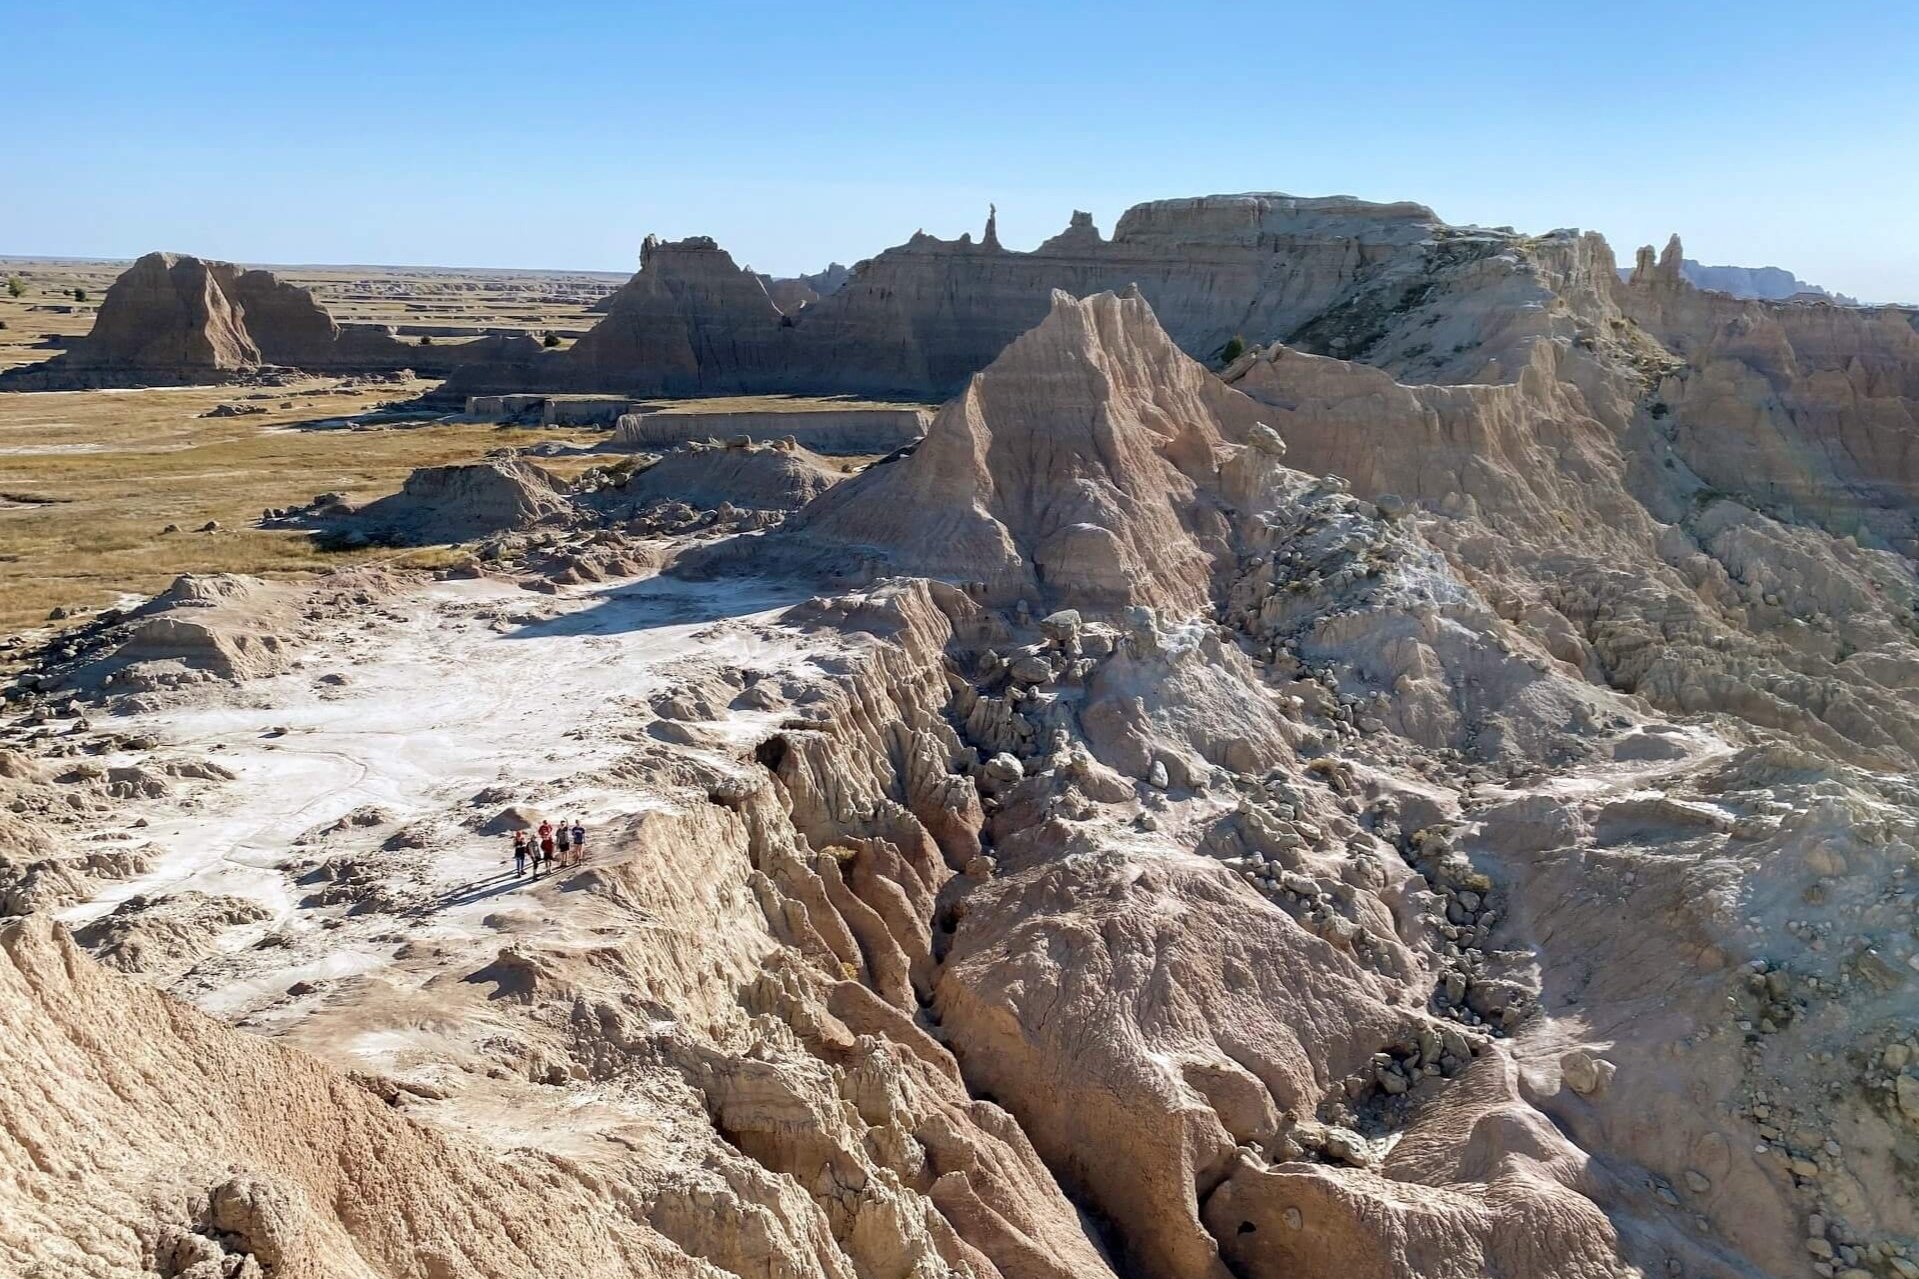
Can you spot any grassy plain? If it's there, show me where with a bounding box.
[0,377,595,634]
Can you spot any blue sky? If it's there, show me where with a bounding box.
[4,1,1917,301]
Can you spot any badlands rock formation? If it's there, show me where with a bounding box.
[0,251,506,388]
[337,456,575,543]
[0,916,708,1278]
[1628,257,1859,305]
[1622,236,1919,552]
[1208,227,1919,768]
[4,189,1919,1279]
[762,262,854,315]
[618,438,842,512]
[437,195,1532,401]
[613,405,930,455]
[717,287,1268,612]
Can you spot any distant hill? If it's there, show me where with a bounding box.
[1618,257,1859,304]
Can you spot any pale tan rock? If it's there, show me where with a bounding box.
[0,251,483,387]
[621,441,842,512]
[0,917,705,1278]
[443,194,1485,401]
[713,288,1263,614]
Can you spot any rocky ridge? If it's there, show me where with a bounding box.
[1636,257,1860,305]
[1,191,1918,1279]
[0,251,515,388]
[435,194,1573,401]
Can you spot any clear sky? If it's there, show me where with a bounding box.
[5,1,1917,302]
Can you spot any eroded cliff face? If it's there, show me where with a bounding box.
[1621,235,1919,552]
[1216,227,1919,776]
[0,252,498,388]
[2,572,1124,1279]
[10,251,265,384]
[706,289,1265,613]
[562,236,795,395]
[439,194,1594,401]
[6,196,1919,1279]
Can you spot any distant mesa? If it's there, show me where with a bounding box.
[436,193,1463,403]
[0,251,528,390]
[1620,236,1858,303]
[1,197,1893,417]
[759,262,852,316]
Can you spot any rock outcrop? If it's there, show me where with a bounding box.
[0,251,500,388]
[0,916,705,1278]
[3,251,263,385]
[1619,234,1919,551]
[437,194,1550,401]
[613,405,930,455]
[1203,224,1919,775]
[1618,255,1860,304]
[9,187,1919,1279]
[717,288,1263,612]
[342,457,575,543]
[620,439,842,512]
[674,280,1919,1278]
[762,262,853,315]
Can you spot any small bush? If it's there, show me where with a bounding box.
[5,276,24,299]
[541,333,561,348]
[1218,335,1247,365]
[418,334,434,346]
[72,287,87,302]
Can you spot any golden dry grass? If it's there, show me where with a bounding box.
[0,260,912,637]
[626,393,933,415]
[0,271,105,372]
[0,376,597,635]
[0,257,620,360]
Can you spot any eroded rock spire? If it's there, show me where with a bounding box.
[1629,234,1687,288]
[1657,232,1686,285]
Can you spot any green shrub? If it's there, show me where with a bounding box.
[1218,335,1247,365]
[5,276,24,299]
[71,287,87,302]
[541,333,561,348]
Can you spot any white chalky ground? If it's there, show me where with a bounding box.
[56,571,837,1025]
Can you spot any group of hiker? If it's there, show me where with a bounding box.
[510,817,588,878]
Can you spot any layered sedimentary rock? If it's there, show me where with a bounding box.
[620,438,841,512]
[438,195,1564,401]
[559,236,798,396]
[5,251,263,384]
[0,915,708,1278]
[723,288,1264,611]
[1201,224,1919,771]
[613,405,930,454]
[762,262,853,315]
[0,251,503,388]
[1620,255,1859,304]
[343,457,574,543]
[2,568,1127,1279]
[698,290,1727,1278]
[9,187,1919,1279]
[683,282,1918,1279]
[1620,235,1919,550]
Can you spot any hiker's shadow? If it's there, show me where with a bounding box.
[416,869,528,913]
[500,575,808,642]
